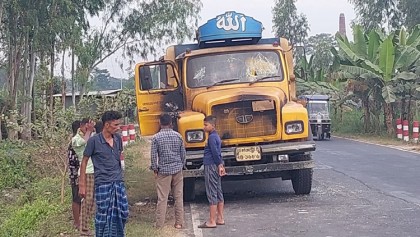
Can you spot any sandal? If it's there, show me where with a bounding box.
[198,222,216,228]
[174,224,183,229]
[216,222,225,225]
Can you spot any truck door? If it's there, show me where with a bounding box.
[135,61,183,135]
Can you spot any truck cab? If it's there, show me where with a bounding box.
[135,11,316,201]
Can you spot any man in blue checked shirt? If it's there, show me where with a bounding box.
[151,113,186,229]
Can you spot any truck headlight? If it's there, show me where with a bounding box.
[186,130,205,143]
[285,121,304,135]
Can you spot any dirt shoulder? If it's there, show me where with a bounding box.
[124,138,184,237]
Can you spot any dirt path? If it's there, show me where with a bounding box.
[125,138,185,237]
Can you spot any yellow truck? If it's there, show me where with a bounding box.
[134,11,316,201]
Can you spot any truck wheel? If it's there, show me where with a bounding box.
[290,153,313,195]
[183,178,196,202]
[291,168,313,195]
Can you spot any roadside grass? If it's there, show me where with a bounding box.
[0,177,75,237]
[331,110,420,151]
[0,138,183,237]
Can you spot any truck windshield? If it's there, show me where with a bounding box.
[187,51,283,88]
[308,102,329,115]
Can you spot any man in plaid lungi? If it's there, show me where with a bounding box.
[79,111,129,237]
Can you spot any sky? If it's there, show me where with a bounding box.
[96,0,356,78]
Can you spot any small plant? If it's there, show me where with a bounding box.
[0,142,32,191]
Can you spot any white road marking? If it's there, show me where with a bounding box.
[389,191,420,207]
[298,209,309,214]
[190,203,203,237]
[333,136,420,155]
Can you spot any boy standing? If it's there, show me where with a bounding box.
[72,118,95,236]
[68,120,81,230]
[199,115,226,228]
[150,113,186,229]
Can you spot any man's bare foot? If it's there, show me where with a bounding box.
[216,219,225,225]
[174,224,183,229]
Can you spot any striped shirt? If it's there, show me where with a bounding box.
[150,128,186,175]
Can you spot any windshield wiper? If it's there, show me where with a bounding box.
[249,75,282,85]
[207,78,239,89]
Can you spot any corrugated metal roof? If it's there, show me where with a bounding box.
[298,94,330,101]
[53,89,122,97]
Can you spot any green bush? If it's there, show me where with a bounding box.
[0,142,32,191]
[0,199,62,237]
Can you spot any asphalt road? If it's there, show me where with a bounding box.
[183,138,420,237]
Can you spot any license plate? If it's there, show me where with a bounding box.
[235,146,262,162]
[252,100,274,111]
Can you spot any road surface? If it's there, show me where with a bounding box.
[183,138,420,237]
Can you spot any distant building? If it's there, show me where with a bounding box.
[52,89,122,108]
[339,13,346,37]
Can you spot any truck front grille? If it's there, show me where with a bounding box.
[211,101,277,140]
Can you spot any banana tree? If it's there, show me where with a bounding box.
[335,25,420,135]
[332,27,378,133]
[295,54,327,82]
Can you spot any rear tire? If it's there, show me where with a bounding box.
[183,178,196,202]
[290,153,313,195]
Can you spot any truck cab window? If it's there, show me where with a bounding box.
[139,64,177,91]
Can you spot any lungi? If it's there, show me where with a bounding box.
[95,181,129,237]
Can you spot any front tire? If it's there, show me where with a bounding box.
[290,153,313,195]
[291,169,313,195]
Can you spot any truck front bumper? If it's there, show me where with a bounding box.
[183,141,316,178]
[183,160,315,178]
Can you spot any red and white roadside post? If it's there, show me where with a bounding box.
[403,120,410,142]
[121,125,129,146]
[120,153,125,170]
[128,124,136,143]
[413,121,419,143]
[396,118,403,139]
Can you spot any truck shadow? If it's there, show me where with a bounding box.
[191,177,313,204]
